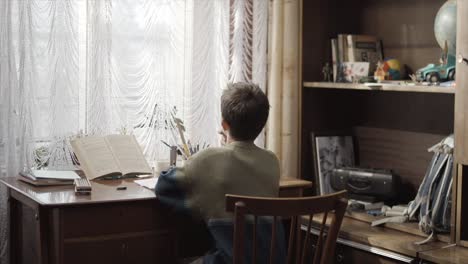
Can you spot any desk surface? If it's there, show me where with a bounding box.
[1,176,312,207]
[1,177,156,206]
[278,177,313,189]
[303,214,448,258]
[419,245,468,264]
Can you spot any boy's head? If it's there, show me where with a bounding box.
[221,82,270,141]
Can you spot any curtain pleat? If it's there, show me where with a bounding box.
[0,1,268,262]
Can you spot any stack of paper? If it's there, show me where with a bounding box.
[135,177,158,190]
[18,170,80,186]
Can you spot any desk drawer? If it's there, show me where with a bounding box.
[64,231,176,264]
[61,200,173,238]
[336,244,408,264]
[304,228,414,264]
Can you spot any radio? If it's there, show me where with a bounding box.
[331,167,396,200]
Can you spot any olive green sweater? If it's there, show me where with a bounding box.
[156,141,280,219]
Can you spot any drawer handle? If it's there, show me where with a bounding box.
[121,242,128,257]
[336,253,344,263]
[458,54,468,65]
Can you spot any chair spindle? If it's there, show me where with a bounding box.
[269,216,277,264]
[313,211,328,264]
[287,216,297,264]
[300,214,313,264]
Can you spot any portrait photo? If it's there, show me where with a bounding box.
[311,133,356,195]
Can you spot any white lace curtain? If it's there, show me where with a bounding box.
[0,0,267,262]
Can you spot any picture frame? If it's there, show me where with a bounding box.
[337,62,370,83]
[311,132,356,195]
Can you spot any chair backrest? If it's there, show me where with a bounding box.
[226,190,347,264]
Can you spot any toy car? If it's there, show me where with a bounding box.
[416,54,456,83]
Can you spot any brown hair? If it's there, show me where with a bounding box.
[221,82,270,141]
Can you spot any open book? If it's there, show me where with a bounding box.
[71,135,152,180]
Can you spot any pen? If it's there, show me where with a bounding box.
[178,144,188,159]
[161,140,171,148]
[188,140,193,155]
[173,116,190,157]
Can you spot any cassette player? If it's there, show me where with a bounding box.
[331,167,396,200]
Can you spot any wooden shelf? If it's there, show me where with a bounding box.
[345,211,450,243]
[419,245,468,264]
[303,82,456,94]
[303,214,449,258]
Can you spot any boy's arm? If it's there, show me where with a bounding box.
[155,166,191,213]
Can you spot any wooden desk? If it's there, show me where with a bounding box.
[278,177,313,197]
[3,177,177,264]
[3,177,312,264]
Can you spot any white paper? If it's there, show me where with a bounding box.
[135,177,158,190]
[31,170,80,180]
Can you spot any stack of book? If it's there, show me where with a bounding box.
[19,170,81,186]
[331,34,383,82]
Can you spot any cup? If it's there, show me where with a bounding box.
[153,160,170,177]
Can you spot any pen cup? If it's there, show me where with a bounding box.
[170,146,178,166]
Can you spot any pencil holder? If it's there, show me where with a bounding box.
[170,146,178,166]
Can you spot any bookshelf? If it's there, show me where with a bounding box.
[304,81,456,94]
[300,0,468,262]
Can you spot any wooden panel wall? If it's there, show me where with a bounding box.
[354,126,446,202]
[455,0,468,164]
[359,0,445,72]
[302,0,446,81]
[302,0,361,81]
[356,91,454,135]
[455,0,468,247]
[301,89,361,184]
[301,89,454,200]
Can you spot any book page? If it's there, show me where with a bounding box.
[71,137,122,179]
[105,135,152,177]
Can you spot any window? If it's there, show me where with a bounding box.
[1,0,267,170]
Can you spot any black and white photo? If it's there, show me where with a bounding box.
[312,133,355,195]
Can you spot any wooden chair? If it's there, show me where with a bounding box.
[226,190,347,264]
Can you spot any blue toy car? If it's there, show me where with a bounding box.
[416,54,456,83]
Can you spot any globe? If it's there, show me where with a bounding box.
[434,0,457,55]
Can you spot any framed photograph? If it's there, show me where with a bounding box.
[337,62,370,83]
[311,132,356,195]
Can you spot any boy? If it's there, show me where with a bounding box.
[155,82,282,263]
